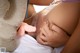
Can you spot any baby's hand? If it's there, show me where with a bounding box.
[17,22,36,37]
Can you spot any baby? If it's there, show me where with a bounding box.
[15,1,79,53]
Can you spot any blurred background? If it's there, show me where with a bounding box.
[33,5,47,13]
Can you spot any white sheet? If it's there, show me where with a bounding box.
[53,46,64,53]
[13,34,53,53]
[13,34,63,53]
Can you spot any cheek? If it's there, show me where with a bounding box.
[36,35,41,43]
[36,34,44,45]
[47,33,69,47]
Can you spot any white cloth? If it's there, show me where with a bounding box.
[52,46,64,53]
[14,34,53,53]
[41,0,61,15]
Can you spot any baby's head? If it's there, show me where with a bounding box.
[33,12,69,48]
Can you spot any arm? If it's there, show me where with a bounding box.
[24,4,36,24]
[17,0,53,36]
[30,0,53,5]
[61,17,80,53]
[61,3,80,53]
[28,4,36,17]
[24,0,53,23]
[18,4,36,36]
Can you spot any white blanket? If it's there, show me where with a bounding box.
[14,34,53,53]
[13,34,63,53]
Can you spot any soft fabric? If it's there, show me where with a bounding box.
[52,46,64,53]
[0,0,27,51]
[14,34,53,53]
[41,0,62,15]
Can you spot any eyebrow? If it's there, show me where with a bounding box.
[51,22,71,36]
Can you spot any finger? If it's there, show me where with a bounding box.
[17,26,25,37]
[28,32,36,37]
[24,24,36,32]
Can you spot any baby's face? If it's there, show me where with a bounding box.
[35,13,69,48]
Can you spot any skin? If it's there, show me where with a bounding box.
[24,4,36,24]
[27,4,36,18]
[18,0,80,53]
[34,2,79,48]
[61,3,80,53]
[29,0,53,5]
